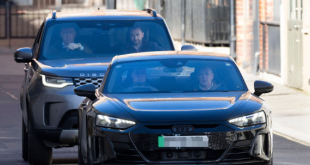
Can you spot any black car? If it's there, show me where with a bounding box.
[14,9,181,164]
[75,51,274,165]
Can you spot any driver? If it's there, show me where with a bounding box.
[124,68,158,92]
[120,26,164,54]
[193,66,218,91]
[48,24,92,55]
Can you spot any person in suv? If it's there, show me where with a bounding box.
[120,25,163,53]
[14,9,176,165]
[48,24,93,54]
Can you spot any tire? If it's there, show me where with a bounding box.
[78,145,86,165]
[22,119,28,161]
[87,129,95,165]
[78,126,86,165]
[28,120,52,165]
[262,157,273,165]
[268,157,273,165]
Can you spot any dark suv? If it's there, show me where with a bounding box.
[14,9,181,164]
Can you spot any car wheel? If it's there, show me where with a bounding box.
[87,130,95,165]
[268,157,273,165]
[22,119,28,161]
[28,120,52,165]
[78,144,86,165]
[262,157,273,165]
[78,123,86,165]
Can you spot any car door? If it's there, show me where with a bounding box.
[21,21,45,125]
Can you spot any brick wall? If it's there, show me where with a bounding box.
[236,0,279,73]
[259,0,265,70]
[236,0,244,66]
[236,0,254,72]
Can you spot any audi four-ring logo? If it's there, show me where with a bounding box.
[171,125,194,133]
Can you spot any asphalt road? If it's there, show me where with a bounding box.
[1,52,310,165]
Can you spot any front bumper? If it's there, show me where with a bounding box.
[27,80,84,144]
[89,122,272,164]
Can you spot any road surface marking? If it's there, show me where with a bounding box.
[0,87,18,101]
[274,131,310,147]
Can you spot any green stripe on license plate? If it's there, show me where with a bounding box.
[158,136,209,147]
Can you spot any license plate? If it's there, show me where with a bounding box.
[158,136,209,147]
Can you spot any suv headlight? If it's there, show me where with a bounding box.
[41,74,73,88]
[228,111,266,127]
[96,115,136,129]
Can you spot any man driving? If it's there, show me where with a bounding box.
[48,24,92,55]
[124,68,157,92]
[193,66,218,91]
[121,26,163,54]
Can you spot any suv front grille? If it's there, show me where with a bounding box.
[74,77,103,88]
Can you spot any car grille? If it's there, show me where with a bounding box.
[130,132,235,161]
[222,131,256,162]
[74,77,103,88]
[223,143,252,161]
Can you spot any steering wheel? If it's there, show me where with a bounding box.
[128,82,152,87]
[213,77,229,90]
[125,82,158,92]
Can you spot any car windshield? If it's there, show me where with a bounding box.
[39,20,173,60]
[104,59,247,93]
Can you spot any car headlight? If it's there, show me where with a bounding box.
[228,111,266,127]
[96,115,136,129]
[41,74,73,88]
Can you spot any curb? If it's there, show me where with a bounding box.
[273,122,310,147]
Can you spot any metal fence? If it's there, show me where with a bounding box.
[162,0,230,45]
[0,0,104,39]
[8,4,49,38]
[114,0,231,46]
[0,3,7,39]
[1,0,231,46]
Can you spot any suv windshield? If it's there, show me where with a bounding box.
[39,20,173,60]
[104,59,247,93]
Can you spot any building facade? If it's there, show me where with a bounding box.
[236,0,310,93]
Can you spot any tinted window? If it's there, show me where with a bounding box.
[104,59,247,93]
[39,20,173,60]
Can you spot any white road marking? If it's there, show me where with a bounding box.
[275,162,306,165]
[274,131,310,147]
[0,87,18,101]
[0,137,21,139]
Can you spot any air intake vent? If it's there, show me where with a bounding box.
[74,77,103,88]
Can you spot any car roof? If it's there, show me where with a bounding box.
[112,51,233,64]
[46,10,163,21]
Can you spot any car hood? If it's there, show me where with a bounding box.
[107,91,251,122]
[35,57,112,77]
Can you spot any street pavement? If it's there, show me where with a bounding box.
[0,49,77,165]
[1,47,310,164]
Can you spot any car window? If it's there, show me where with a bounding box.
[39,20,173,60]
[104,59,247,93]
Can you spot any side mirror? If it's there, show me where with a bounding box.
[74,84,96,101]
[254,80,273,97]
[181,45,197,51]
[14,47,33,63]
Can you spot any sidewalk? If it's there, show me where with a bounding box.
[175,42,310,146]
[243,71,310,146]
